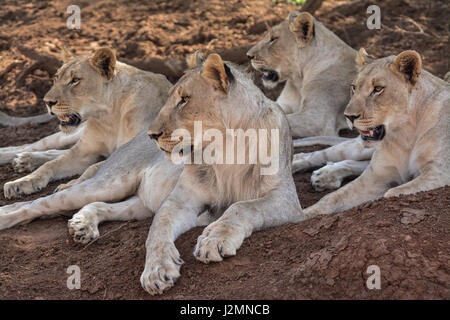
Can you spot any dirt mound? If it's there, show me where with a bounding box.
[1,180,448,300]
[0,0,449,299]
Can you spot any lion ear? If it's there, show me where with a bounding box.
[61,47,74,63]
[356,48,373,70]
[201,53,233,93]
[392,50,422,86]
[289,11,314,47]
[186,50,204,69]
[89,47,116,80]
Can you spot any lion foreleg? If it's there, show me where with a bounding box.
[0,111,53,128]
[311,159,370,191]
[0,172,139,230]
[140,176,206,295]
[384,166,446,198]
[4,143,99,199]
[68,196,151,244]
[55,160,106,192]
[303,163,394,219]
[12,149,66,173]
[0,123,83,165]
[292,136,373,173]
[194,185,303,264]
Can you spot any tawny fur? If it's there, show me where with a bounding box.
[0,53,302,297]
[247,11,358,138]
[0,111,53,128]
[297,51,450,218]
[2,47,171,199]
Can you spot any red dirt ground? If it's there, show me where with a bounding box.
[0,0,449,299]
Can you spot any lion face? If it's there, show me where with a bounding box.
[148,54,233,158]
[43,47,116,133]
[246,11,315,89]
[345,50,422,147]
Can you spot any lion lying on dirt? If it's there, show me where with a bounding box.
[247,11,358,138]
[1,47,171,199]
[0,53,303,295]
[292,50,450,218]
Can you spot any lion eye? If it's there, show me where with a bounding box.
[68,77,81,86]
[269,36,279,43]
[372,86,384,94]
[176,95,190,108]
[350,84,356,94]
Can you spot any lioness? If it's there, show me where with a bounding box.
[2,47,171,198]
[0,53,303,295]
[296,50,450,218]
[247,11,358,138]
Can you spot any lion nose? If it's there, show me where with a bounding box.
[345,114,360,124]
[44,99,57,108]
[148,131,163,140]
[247,54,254,60]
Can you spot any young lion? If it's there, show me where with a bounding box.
[0,53,303,295]
[299,50,450,218]
[2,47,171,199]
[246,11,358,138]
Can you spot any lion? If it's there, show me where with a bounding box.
[292,49,450,219]
[246,11,358,138]
[1,47,171,198]
[0,53,303,295]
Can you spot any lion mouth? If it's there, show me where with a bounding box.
[57,113,81,127]
[358,125,385,141]
[260,68,279,82]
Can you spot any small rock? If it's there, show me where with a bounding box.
[401,209,428,225]
[376,220,392,228]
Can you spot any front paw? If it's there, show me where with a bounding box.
[4,176,46,199]
[194,220,245,264]
[140,242,183,295]
[384,189,400,198]
[68,211,100,244]
[12,152,41,173]
[54,182,72,193]
[311,164,343,191]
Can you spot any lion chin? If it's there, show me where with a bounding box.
[57,113,82,134]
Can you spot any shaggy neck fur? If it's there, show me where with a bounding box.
[191,66,282,209]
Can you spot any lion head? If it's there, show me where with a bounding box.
[43,47,117,133]
[148,53,238,157]
[148,52,280,168]
[345,49,423,147]
[246,11,316,89]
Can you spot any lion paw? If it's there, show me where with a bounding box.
[4,176,46,199]
[194,220,244,264]
[12,152,43,173]
[311,164,343,191]
[54,181,74,193]
[384,188,401,198]
[68,211,100,244]
[140,242,183,295]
